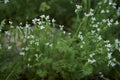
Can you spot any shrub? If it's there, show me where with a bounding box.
[0,0,120,80]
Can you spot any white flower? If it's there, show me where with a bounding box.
[93,24,98,28]
[90,8,94,12]
[78,32,83,40]
[5,31,10,35]
[25,24,30,28]
[46,15,50,20]
[105,44,112,48]
[9,21,12,24]
[78,35,83,40]
[88,59,96,63]
[32,18,38,24]
[68,33,71,35]
[117,7,120,16]
[89,12,94,16]
[52,18,56,23]
[80,45,83,48]
[97,28,100,31]
[89,53,95,58]
[30,40,34,44]
[107,21,112,26]
[108,60,116,67]
[109,0,113,5]
[7,46,12,50]
[84,13,89,17]
[115,39,119,44]
[91,17,96,21]
[101,10,105,13]
[59,25,64,30]
[49,43,53,47]
[91,30,95,34]
[4,0,9,4]
[35,42,39,46]
[35,54,38,57]
[40,26,45,30]
[40,15,45,18]
[102,19,107,23]
[83,41,85,44]
[63,31,66,34]
[114,21,119,25]
[106,10,110,13]
[108,52,112,59]
[98,35,102,40]
[104,40,110,43]
[19,52,25,56]
[45,42,50,46]
[76,5,82,9]
[110,19,113,22]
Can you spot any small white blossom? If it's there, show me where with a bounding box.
[46,15,50,20]
[98,35,102,40]
[90,8,94,12]
[109,0,113,5]
[88,59,96,63]
[80,45,83,48]
[4,0,9,4]
[9,21,12,24]
[59,25,64,30]
[35,54,38,57]
[102,19,107,23]
[49,43,53,47]
[63,31,66,34]
[114,21,119,25]
[7,46,12,50]
[35,42,39,46]
[107,21,112,26]
[91,30,95,34]
[108,52,112,59]
[19,52,25,56]
[90,53,95,58]
[106,10,110,13]
[97,28,100,31]
[84,13,90,17]
[110,19,113,22]
[91,17,96,21]
[93,24,98,28]
[40,15,45,18]
[117,7,120,16]
[52,18,56,23]
[105,44,112,48]
[108,60,116,67]
[45,42,50,46]
[76,5,82,9]
[104,40,110,43]
[89,12,94,16]
[5,31,10,35]
[83,41,85,44]
[78,32,83,40]
[40,26,45,30]
[101,10,105,13]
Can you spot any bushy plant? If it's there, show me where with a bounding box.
[0,0,120,80]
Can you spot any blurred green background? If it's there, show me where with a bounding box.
[0,0,119,27]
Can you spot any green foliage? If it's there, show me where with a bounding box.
[0,0,120,80]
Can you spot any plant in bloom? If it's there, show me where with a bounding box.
[0,0,120,80]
